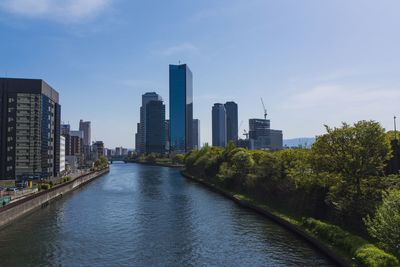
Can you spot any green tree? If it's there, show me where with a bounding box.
[94,156,109,170]
[232,150,254,176]
[172,154,185,164]
[312,120,391,194]
[365,189,400,257]
[386,130,400,142]
[145,153,157,163]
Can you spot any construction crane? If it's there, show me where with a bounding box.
[243,129,249,139]
[260,97,267,120]
[238,120,243,134]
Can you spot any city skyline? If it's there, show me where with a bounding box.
[0,1,399,148]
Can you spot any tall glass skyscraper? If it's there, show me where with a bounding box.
[169,64,193,153]
[137,92,162,154]
[145,100,166,154]
[224,101,238,143]
[212,103,227,147]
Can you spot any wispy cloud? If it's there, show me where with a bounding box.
[0,0,111,23]
[282,84,400,122]
[153,43,199,57]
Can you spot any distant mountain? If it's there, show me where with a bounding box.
[283,137,316,148]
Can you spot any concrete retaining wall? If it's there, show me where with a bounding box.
[0,168,109,229]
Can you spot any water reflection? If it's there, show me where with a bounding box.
[0,164,335,267]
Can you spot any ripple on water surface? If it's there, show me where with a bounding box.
[0,164,335,267]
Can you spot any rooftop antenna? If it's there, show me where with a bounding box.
[394,116,398,141]
[260,97,267,120]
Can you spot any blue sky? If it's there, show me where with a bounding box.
[1,0,399,148]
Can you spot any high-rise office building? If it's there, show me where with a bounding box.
[61,124,71,156]
[0,78,61,181]
[145,100,166,154]
[137,92,163,154]
[249,119,271,150]
[79,120,91,161]
[79,120,91,146]
[224,101,238,143]
[270,129,283,150]
[193,119,200,149]
[248,119,283,150]
[212,103,227,147]
[169,64,193,153]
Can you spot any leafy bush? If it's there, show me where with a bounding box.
[356,245,400,267]
[94,156,109,170]
[145,153,157,163]
[365,189,400,257]
[302,218,399,267]
[40,183,51,191]
[172,154,185,164]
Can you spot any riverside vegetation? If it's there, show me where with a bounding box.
[183,120,400,267]
[39,156,109,191]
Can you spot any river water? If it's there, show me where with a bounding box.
[0,163,336,266]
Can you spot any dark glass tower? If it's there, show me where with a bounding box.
[169,64,193,153]
[136,92,162,154]
[224,101,238,143]
[0,78,61,181]
[212,103,227,147]
[145,100,166,154]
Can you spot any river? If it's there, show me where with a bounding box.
[0,163,336,266]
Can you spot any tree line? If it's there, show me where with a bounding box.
[184,120,400,261]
